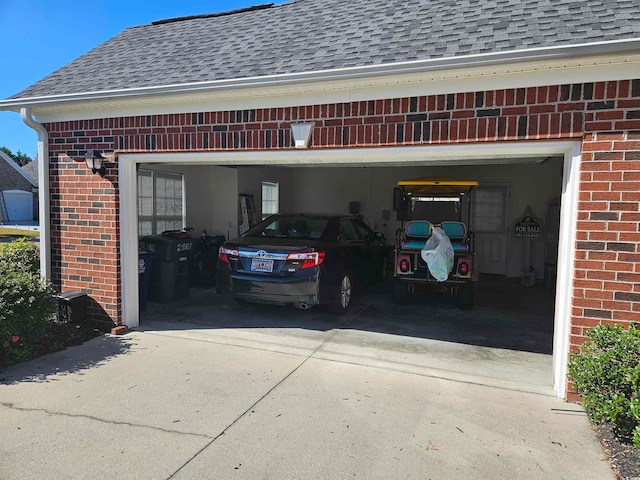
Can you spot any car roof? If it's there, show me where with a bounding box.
[273,213,356,219]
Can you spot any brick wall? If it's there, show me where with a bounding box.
[47,79,640,385]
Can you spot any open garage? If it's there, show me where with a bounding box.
[1,0,638,400]
[121,141,574,395]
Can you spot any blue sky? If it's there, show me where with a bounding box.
[0,0,268,159]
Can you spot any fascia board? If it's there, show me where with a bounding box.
[1,39,639,122]
[28,57,640,124]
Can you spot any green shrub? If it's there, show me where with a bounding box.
[0,237,40,273]
[0,239,57,368]
[568,323,640,448]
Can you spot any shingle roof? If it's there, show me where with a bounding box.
[21,160,38,182]
[10,0,640,100]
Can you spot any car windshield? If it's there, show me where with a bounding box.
[246,216,329,240]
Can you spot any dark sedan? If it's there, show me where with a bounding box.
[216,213,388,313]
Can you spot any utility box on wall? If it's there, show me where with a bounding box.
[57,291,88,324]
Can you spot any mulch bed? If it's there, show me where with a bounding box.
[595,423,640,480]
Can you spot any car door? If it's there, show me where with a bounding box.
[352,218,386,281]
[338,218,367,280]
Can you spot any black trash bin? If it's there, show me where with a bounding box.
[57,291,88,324]
[190,234,226,288]
[138,249,155,311]
[140,232,193,303]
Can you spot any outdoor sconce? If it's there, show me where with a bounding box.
[84,150,107,178]
[290,122,314,149]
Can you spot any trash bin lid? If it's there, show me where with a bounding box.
[57,290,87,300]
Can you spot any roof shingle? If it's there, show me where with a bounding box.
[10,0,640,100]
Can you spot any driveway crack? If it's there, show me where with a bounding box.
[0,401,213,440]
[166,303,369,479]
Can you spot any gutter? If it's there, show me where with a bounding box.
[1,37,640,110]
[20,107,51,281]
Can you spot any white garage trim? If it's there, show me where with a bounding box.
[119,140,581,398]
[553,143,582,399]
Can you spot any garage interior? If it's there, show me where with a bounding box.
[136,155,563,391]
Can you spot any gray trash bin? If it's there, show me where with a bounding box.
[140,233,193,303]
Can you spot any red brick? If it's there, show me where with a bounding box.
[573,298,603,308]
[613,311,640,321]
[604,281,633,292]
[618,232,640,243]
[608,222,638,232]
[111,326,128,335]
[586,269,616,280]
[591,192,620,201]
[595,111,624,121]
[581,141,614,152]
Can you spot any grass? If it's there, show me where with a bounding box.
[0,227,40,239]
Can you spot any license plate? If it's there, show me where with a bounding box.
[251,259,274,272]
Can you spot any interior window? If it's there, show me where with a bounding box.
[261,182,279,220]
[137,169,184,236]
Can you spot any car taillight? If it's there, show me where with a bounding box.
[286,251,325,269]
[219,246,239,264]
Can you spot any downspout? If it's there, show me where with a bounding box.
[20,107,51,281]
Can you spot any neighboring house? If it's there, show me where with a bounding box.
[0,0,639,399]
[21,157,38,181]
[0,149,38,223]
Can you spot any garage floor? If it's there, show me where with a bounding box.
[140,275,556,394]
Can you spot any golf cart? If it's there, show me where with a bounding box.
[391,176,479,309]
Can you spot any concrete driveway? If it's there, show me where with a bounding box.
[0,280,614,479]
[141,276,557,392]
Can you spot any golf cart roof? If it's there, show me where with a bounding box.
[397,176,479,196]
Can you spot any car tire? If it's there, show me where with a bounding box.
[392,278,409,304]
[327,273,352,314]
[456,285,474,310]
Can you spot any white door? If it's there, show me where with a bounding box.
[472,184,509,275]
[2,190,33,222]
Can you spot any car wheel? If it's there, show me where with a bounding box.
[392,278,409,304]
[327,273,352,314]
[456,285,474,310]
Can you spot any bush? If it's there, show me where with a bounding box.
[568,323,640,448]
[0,239,57,368]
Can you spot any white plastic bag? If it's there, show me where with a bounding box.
[420,226,454,282]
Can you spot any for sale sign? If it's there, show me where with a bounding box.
[515,214,542,239]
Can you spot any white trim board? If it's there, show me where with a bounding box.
[119,140,580,399]
[27,57,640,123]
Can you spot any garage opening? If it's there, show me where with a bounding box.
[119,142,581,398]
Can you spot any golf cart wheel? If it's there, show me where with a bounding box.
[456,285,474,310]
[327,273,352,314]
[392,278,410,304]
